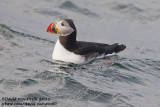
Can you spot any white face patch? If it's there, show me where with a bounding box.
[56,20,75,36]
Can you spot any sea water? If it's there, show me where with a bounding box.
[0,0,160,107]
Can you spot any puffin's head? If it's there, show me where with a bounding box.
[46,19,76,36]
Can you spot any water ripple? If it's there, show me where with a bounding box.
[0,24,54,44]
[59,1,98,17]
[20,79,38,87]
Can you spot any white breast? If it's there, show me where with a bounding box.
[52,39,117,64]
[52,39,85,64]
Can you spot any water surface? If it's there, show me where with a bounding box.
[0,0,160,107]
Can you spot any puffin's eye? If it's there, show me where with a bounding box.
[61,23,64,26]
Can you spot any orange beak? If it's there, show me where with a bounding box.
[46,22,58,34]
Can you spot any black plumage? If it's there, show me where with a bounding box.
[59,19,126,59]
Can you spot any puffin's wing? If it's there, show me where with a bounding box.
[73,41,125,55]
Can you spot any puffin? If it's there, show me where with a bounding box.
[46,19,126,64]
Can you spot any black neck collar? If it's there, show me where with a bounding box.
[59,31,77,51]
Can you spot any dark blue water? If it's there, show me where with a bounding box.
[0,0,160,107]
